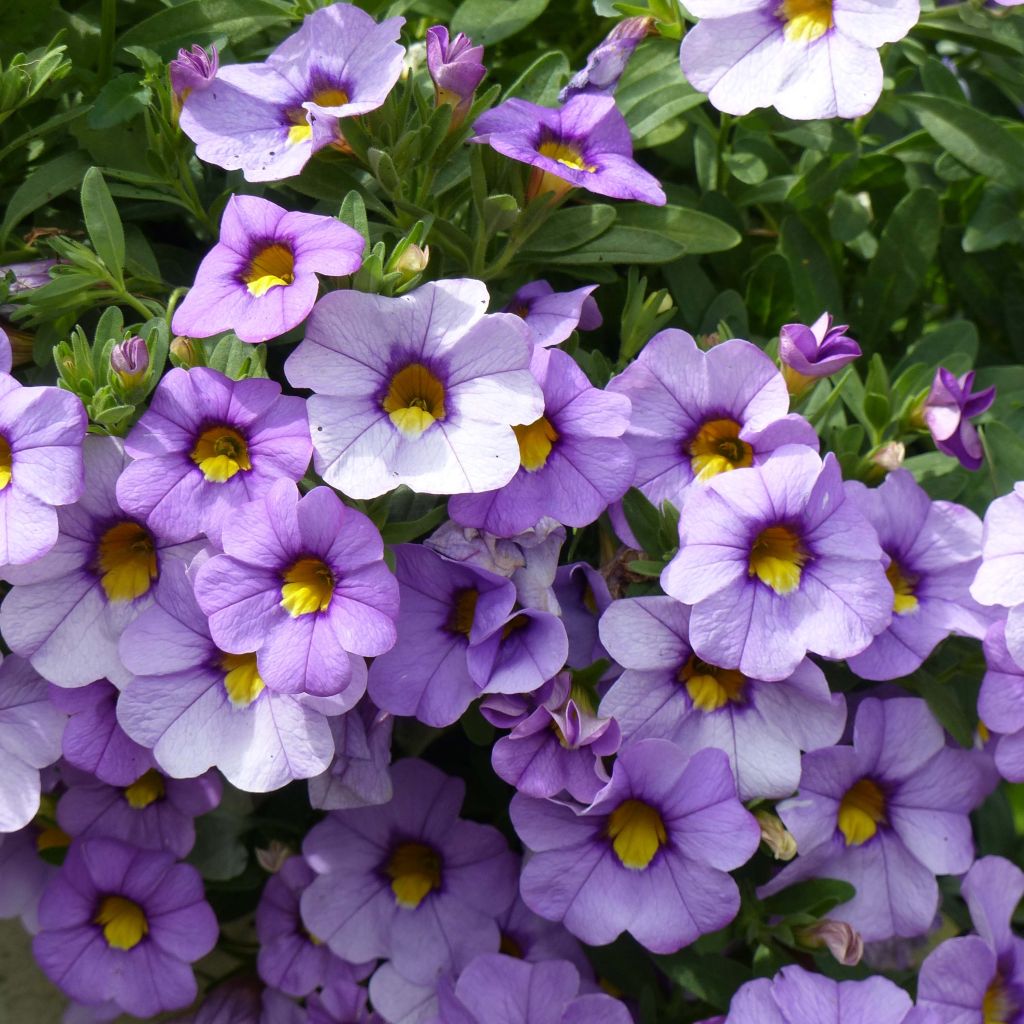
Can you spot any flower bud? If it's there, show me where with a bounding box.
[396,243,429,278]
[779,313,861,396]
[922,366,996,471]
[561,17,654,102]
[255,839,293,874]
[111,336,149,388]
[755,809,797,861]
[796,919,864,966]
[871,441,905,473]
[169,335,203,369]
[426,26,486,128]
[169,44,218,108]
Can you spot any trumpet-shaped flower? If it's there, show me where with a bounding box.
[923,368,995,472]
[503,280,602,349]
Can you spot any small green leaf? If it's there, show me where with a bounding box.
[453,0,550,46]
[81,167,125,282]
[519,204,616,256]
[87,74,152,130]
[0,151,91,242]
[761,878,857,918]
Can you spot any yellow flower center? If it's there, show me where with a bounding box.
[678,654,746,712]
[837,778,886,846]
[447,588,479,637]
[383,363,447,437]
[688,418,753,482]
[778,0,834,42]
[386,842,442,909]
[537,140,597,173]
[885,559,919,615]
[243,243,295,298]
[0,436,11,490]
[606,799,667,870]
[514,416,559,472]
[312,87,349,107]
[219,651,265,707]
[983,974,1018,1024]
[123,769,166,810]
[280,557,335,617]
[94,895,149,950]
[35,826,70,852]
[96,521,158,602]
[190,425,252,483]
[748,525,808,595]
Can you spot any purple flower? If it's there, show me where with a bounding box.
[561,16,653,101]
[170,44,218,104]
[33,837,218,1017]
[195,480,398,698]
[0,328,10,373]
[449,347,634,536]
[597,596,845,800]
[0,657,65,833]
[257,856,372,997]
[918,856,1024,1024]
[554,562,613,669]
[309,976,382,1024]
[662,447,891,681]
[301,759,518,985]
[179,5,405,182]
[472,94,666,205]
[972,482,1024,667]
[1,258,58,293]
[285,279,544,499]
[483,674,620,802]
[0,436,199,688]
[923,367,996,471]
[844,469,991,680]
[0,372,86,565]
[367,544,567,727]
[725,964,925,1024]
[513,739,759,953]
[172,195,364,344]
[679,0,920,120]
[432,954,632,1024]
[496,896,593,976]
[189,979,306,1024]
[980,621,1024,783]
[118,367,312,543]
[309,700,393,811]
[426,27,485,126]
[778,312,861,392]
[607,329,819,507]
[504,280,602,349]
[761,698,988,942]
[0,825,55,932]
[110,336,149,389]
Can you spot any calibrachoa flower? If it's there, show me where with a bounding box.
[923,367,996,472]
[432,954,632,1024]
[0,326,9,373]
[472,94,666,205]
[117,367,312,543]
[778,312,861,393]
[285,278,544,499]
[662,446,891,681]
[597,596,845,800]
[426,26,485,126]
[308,701,394,811]
[679,0,921,120]
[845,469,990,681]
[918,856,1024,1024]
[0,825,55,932]
[189,979,306,1024]
[33,837,218,1017]
[449,347,634,536]
[561,16,653,101]
[513,739,759,952]
[607,329,818,508]
[761,698,988,941]
[179,3,405,182]
[170,44,218,105]
[118,559,362,791]
[979,621,1024,782]
[496,896,593,975]
[171,195,364,344]
[109,336,149,390]
[504,280,602,349]
[367,544,567,727]
[195,480,399,698]
[0,657,65,833]
[0,435,198,688]
[554,561,613,669]
[0,370,86,565]
[301,759,518,985]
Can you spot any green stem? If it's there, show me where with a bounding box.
[98,0,117,84]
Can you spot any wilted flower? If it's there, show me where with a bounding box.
[426,26,486,126]
[560,16,653,101]
[922,367,996,471]
[755,810,798,861]
[796,919,865,966]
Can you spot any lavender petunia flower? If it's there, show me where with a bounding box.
[0,825,56,933]
[118,367,312,543]
[679,0,920,120]
[308,701,393,811]
[301,759,518,985]
[33,837,218,1017]
[597,596,845,800]
[504,281,602,349]
[561,16,653,101]
[496,896,593,977]
[761,698,988,942]
[0,657,65,833]
[979,621,1024,783]
[472,94,666,205]
[923,367,996,471]
[845,470,991,680]
[285,279,544,499]
[196,480,398,698]
[778,312,861,393]
[188,979,306,1024]
[449,347,634,536]
[513,739,759,953]
[662,446,891,681]
[0,371,86,565]
[554,562,613,669]
[172,195,364,344]
[118,557,363,791]
[309,976,383,1024]
[426,27,485,127]
[431,954,632,1024]
[179,4,405,182]
[918,856,1024,1024]
[607,329,819,507]
[257,856,372,997]
[170,44,218,104]
[0,435,199,688]
[367,544,567,727]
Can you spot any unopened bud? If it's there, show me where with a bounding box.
[255,839,293,874]
[796,919,864,966]
[170,335,203,368]
[397,244,429,277]
[697,332,722,350]
[755,809,797,861]
[871,441,905,473]
[111,336,149,388]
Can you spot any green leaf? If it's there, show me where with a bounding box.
[616,204,741,255]
[964,186,1024,253]
[616,38,704,144]
[746,253,794,334]
[339,190,370,252]
[503,50,569,105]
[0,150,91,242]
[452,0,550,46]
[779,215,842,322]
[761,878,857,918]
[622,487,664,556]
[541,225,685,265]
[86,74,152,130]
[518,204,616,256]
[911,667,977,749]
[81,167,125,282]
[381,503,448,544]
[656,951,752,1011]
